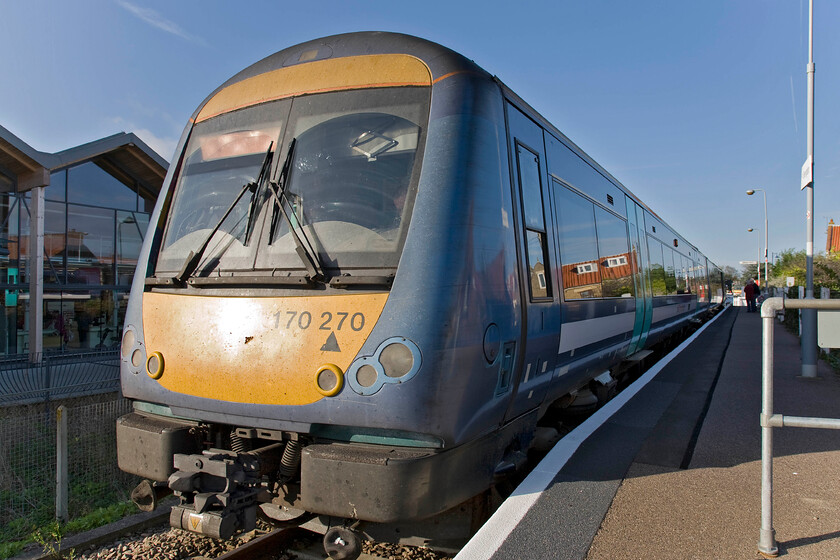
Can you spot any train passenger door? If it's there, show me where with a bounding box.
[626,199,652,355]
[502,105,560,423]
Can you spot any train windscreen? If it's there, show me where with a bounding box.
[155,87,429,279]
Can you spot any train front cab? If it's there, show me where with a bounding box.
[115,33,720,548]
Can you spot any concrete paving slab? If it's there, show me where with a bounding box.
[587,308,840,560]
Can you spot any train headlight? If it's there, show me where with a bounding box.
[121,329,136,359]
[122,326,147,375]
[380,342,414,378]
[347,337,422,396]
[146,352,165,379]
[315,364,343,396]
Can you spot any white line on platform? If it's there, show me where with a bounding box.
[454,306,731,560]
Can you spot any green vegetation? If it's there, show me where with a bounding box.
[0,501,136,560]
[749,249,840,374]
[1,400,138,560]
[735,248,840,291]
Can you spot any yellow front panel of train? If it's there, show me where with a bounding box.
[196,54,432,123]
[142,292,388,405]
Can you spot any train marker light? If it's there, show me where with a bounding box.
[146,352,165,379]
[131,348,145,369]
[356,365,378,388]
[315,364,343,396]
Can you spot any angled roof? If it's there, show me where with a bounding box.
[0,124,52,190]
[0,125,168,193]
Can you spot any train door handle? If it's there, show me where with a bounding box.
[495,341,516,396]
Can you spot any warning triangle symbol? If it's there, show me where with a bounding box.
[321,332,341,352]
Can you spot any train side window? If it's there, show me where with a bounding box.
[554,182,601,300]
[664,248,677,294]
[516,144,552,300]
[648,238,667,297]
[675,253,688,293]
[594,207,634,297]
[690,261,700,296]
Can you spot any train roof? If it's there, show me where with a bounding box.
[193,31,715,268]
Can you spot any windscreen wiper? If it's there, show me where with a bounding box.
[244,142,274,245]
[173,143,274,285]
[267,138,326,282]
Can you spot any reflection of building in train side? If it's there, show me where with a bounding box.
[561,250,636,300]
[0,125,167,356]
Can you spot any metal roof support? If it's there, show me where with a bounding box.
[28,186,44,363]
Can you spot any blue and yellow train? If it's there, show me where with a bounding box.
[117,31,723,549]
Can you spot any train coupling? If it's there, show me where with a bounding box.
[167,442,283,539]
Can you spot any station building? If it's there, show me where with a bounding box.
[828,219,840,255]
[0,125,167,359]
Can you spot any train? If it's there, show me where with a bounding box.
[116,32,724,557]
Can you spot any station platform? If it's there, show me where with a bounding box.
[456,305,840,560]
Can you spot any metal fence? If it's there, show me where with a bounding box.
[0,349,120,407]
[0,394,137,543]
[758,297,840,557]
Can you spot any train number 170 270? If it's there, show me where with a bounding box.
[272,310,366,332]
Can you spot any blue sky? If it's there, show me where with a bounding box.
[1,0,837,271]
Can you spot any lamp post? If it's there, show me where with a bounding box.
[747,228,761,286]
[800,0,817,378]
[747,189,769,286]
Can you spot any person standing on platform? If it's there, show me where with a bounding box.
[744,278,760,312]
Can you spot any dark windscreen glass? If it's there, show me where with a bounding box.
[255,87,428,272]
[155,87,429,277]
[155,101,288,274]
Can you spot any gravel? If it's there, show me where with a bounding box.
[71,524,292,560]
[66,523,453,560]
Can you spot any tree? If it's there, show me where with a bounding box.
[771,249,806,287]
[765,248,840,292]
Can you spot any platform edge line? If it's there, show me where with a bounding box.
[453,306,731,560]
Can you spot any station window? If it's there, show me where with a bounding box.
[0,172,13,193]
[68,162,139,211]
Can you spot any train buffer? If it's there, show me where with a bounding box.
[456,305,840,560]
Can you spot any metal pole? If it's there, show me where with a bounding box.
[748,227,760,286]
[28,186,44,364]
[758,234,761,287]
[763,190,769,286]
[747,189,770,287]
[802,0,817,377]
[758,302,778,557]
[56,405,68,523]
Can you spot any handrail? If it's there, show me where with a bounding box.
[758,296,840,557]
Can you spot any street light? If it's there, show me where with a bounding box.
[746,189,769,286]
[747,228,761,285]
